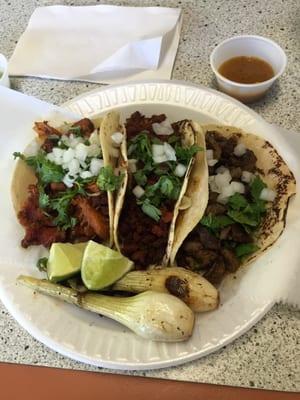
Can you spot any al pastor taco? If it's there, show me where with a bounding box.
[114,111,208,268]
[176,125,296,284]
[12,114,125,248]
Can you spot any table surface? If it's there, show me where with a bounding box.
[0,0,299,392]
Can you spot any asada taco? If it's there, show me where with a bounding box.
[114,111,208,268]
[176,124,296,284]
[12,113,125,248]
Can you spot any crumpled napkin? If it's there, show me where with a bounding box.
[8,5,182,84]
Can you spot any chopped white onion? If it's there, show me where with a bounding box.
[207,159,218,167]
[63,148,75,164]
[69,135,84,149]
[128,159,137,173]
[208,176,220,193]
[152,144,165,157]
[152,119,173,136]
[52,147,63,158]
[163,142,177,161]
[260,188,276,202]
[214,169,231,191]
[217,193,229,204]
[63,174,76,188]
[79,160,87,169]
[88,143,101,157]
[206,149,214,160]
[132,185,145,198]
[216,184,235,204]
[75,143,89,161]
[216,181,245,204]
[52,147,64,165]
[241,171,253,183]
[46,153,55,163]
[60,134,70,147]
[234,143,247,157]
[68,158,80,175]
[174,163,187,177]
[230,181,245,194]
[89,130,100,145]
[111,131,124,146]
[90,158,104,176]
[80,171,93,179]
[221,184,236,198]
[161,119,173,128]
[153,154,168,164]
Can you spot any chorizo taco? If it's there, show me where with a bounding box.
[114,111,208,268]
[176,124,296,284]
[12,113,125,248]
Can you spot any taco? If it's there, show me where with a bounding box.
[176,125,296,284]
[114,111,208,268]
[12,113,125,248]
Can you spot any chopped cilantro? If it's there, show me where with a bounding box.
[159,175,181,200]
[134,169,148,186]
[175,143,202,165]
[250,176,267,201]
[167,135,180,144]
[13,152,25,160]
[127,132,152,164]
[153,164,170,176]
[14,151,64,184]
[39,191,50,209]
[142,175,182,207]
[50,189,80,230]
[200,214,234,230]
[235,243,260,258]
[227,209,260,227]
[126,132,200,221]
[97,166,123,192]
[68,125,82,136]
[37,257,48,272]
[138,199,161,222]
[227,193,248,210]
[151,137,163,145]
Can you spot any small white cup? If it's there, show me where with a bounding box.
[0,53,10,88]
[210,35,287,103]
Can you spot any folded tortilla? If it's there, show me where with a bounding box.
[11,115,122,247]
[201,124,296,266]
[114,118,209,267]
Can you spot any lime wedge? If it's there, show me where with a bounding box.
[81,241,133,290]
[47,242,87,283]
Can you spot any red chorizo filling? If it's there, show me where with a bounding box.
[118,112,200,268]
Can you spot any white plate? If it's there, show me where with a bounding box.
[1,80,299,370]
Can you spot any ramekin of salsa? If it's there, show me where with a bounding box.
[210,35,286,103]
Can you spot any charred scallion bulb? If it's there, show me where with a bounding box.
[113,267,219,312]
[17,275,195,342]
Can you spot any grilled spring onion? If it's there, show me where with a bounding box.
[113,267,219,312]
[17,275,194,342]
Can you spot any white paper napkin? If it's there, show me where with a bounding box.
[0,86,299,308]
[8,5,182,84]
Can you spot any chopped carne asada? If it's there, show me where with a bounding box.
[177,130,276,285]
